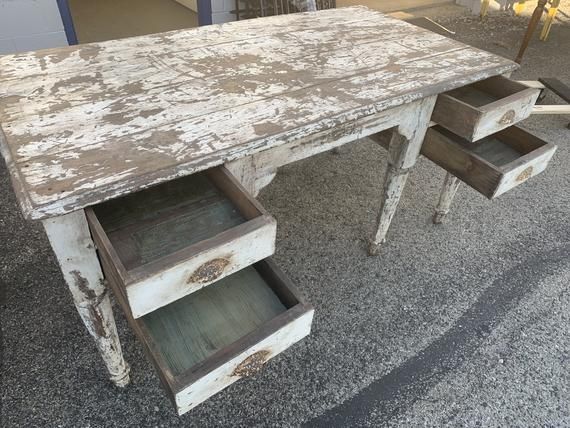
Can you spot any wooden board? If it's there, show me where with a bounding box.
[94,171,245,270]
[103,257,314,415]
[0,6,517,220]
[431,76,539,142]
[538,78,570,103]
[86,166,277,318]
[142,266,286,374]
[420,125,557,199]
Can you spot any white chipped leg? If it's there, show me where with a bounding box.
[433,172,461,224]
[226,155,277,197]
[42,210,130,387]
[368,96,436,255]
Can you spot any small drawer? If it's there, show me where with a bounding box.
[86,166,276,318]
[432,76,540,141]
[108,258,314,415]
[422,125,557,199]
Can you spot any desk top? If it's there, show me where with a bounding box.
[0,6,515,220]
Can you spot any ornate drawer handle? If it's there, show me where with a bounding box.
[516,166,533,182]
[188,258,230,284]
[499,110,515,125]
[232,350,270,377]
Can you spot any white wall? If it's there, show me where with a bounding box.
[0,0,68,55]
[211,0,236,24]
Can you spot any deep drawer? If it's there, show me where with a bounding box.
[432,76,540,141]
[107,258,314,415]
[86,166,276,318]
[422,125,557,199]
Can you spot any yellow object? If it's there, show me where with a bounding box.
[540,0,560,41]
[513,0,526,15]
[480,0,491,17]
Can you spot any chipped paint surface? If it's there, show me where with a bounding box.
[0,7,516,220]
[232,350,271,377]
[188,258,231,284]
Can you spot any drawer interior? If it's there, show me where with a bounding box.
[445,76,531,108]
[93,169,255,271]
[142,265,288,375]
[437,126,547,167]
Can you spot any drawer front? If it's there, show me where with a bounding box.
[422,125,556,199]
[86,166,278,318]
[432,76,540,142]
[126,219,276,318]
[174,309,314,415]
[106,258,314,416]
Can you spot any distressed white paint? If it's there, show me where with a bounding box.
[493,146,556,198]
[175,309,314,415]
[126,220,276,318]
[42,210,130,387]
[368,96,437,255]
[432,172,461,224]
[226,102,410,194]
[0,7,517,220]
[532,105,570,114]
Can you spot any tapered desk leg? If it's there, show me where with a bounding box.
[43,210,130,387]
[515,0,548,63]
[368,96,437,255]
[433,172,461,224]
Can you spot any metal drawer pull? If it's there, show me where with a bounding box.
[188,258,230,284]
[232,350,270,377]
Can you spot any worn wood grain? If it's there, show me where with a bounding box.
[103,257,313,415]
[42,210,131,387]
[432,173,461,224]
[0,6,516,220]
[86,167,277,318]
[431,76,539,142]
[421,125,557,199]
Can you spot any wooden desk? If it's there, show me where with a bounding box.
[0,6,515,387]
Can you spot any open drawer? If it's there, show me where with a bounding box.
[108,258,314,415]
[422,125,557,199]
[86,166,276,318]
[432,76,540,141]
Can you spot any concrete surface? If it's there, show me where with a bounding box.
[68,0,198,43]
[1,8,570,428]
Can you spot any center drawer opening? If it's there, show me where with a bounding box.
[445,76,530,108]
[93,170,253,271]
[141,263,299,376]
[437,126,547,168]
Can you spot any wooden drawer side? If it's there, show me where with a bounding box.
[126,218,276,318]
[174,309,314,415]
[421,128,502,198]
[432,76,540,142]
[101,257,313,416]
[422,126,556,200]
[86,166,278,318]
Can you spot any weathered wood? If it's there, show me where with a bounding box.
[431,76,540,142]
[104,258,313,415]
[538,78,570,103]
[86,167,276,318]
[422,125,557,199]
[532,105,570,115]
[432,173,461,224]
[42,210,130,387]
[0,7,517,220]
[368,96,437,255]
[226,103,410,194]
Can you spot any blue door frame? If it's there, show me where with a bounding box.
[56,0,78,45]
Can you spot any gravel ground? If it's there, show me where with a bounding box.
[1,8,570,428]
